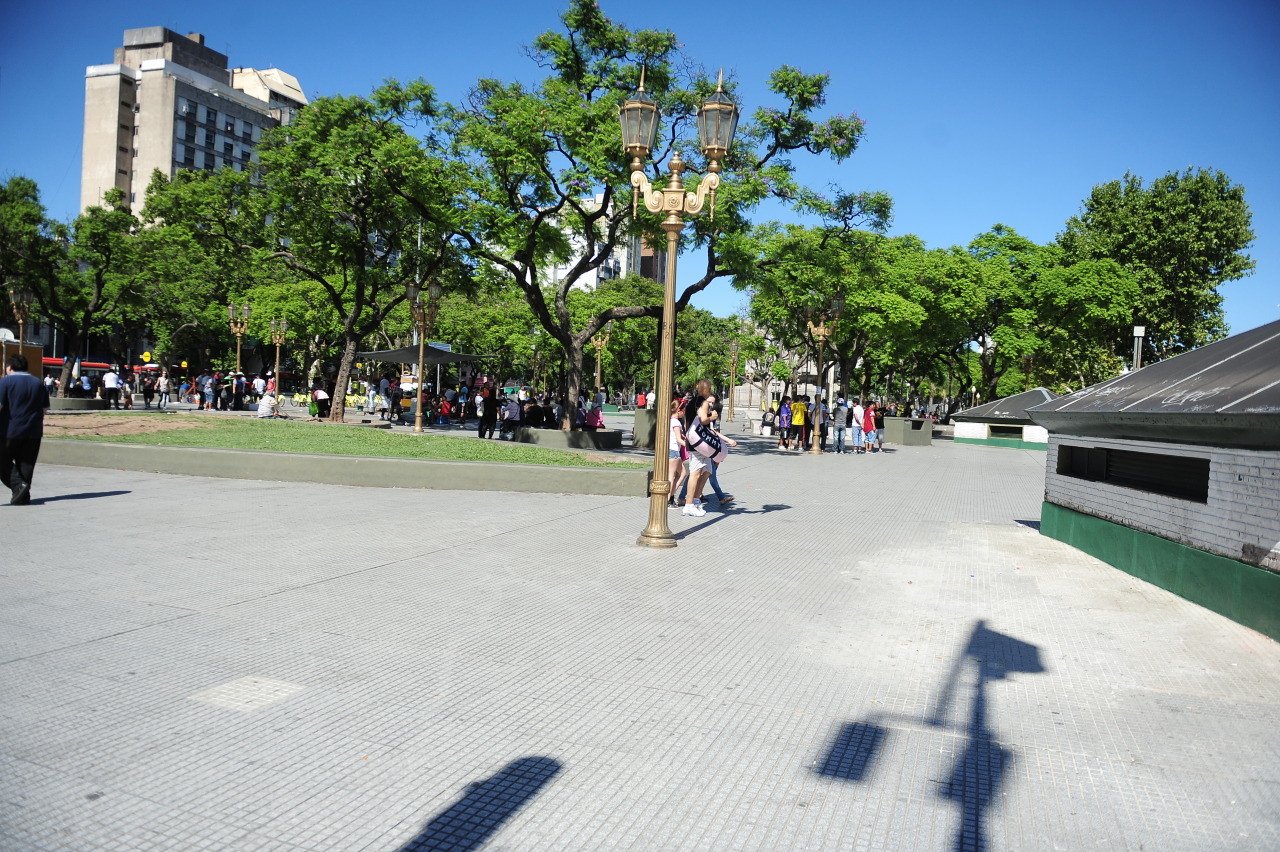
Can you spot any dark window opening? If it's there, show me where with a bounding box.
[1057,445,1209,503]
[989,424,1022,437]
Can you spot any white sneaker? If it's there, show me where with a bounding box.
[689,500,707,517]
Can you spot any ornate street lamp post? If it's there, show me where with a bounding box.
[593,320,614,394]
[624,69,739,548]
[227,301,251,373]
[4,279,34,363]
[728,340,739,424]
[806,292,843,455]
[269,318,288,394]
[627,66,742,544]
[407,281,442,433]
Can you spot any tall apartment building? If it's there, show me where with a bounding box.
[80,27,306,212]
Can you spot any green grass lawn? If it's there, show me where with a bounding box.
[63,416,646,469]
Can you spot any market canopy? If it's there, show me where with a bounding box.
[356,344,487,366]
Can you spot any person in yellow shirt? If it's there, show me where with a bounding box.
[789,394,807,450]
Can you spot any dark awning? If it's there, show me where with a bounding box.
[1028,319,1280,448]
[953,388,1057,424]
[356,344,487,366]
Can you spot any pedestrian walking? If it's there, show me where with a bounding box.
[101,367,122,409]
[0,354,51,505]
[682,394,738,516]
[862,402,877,453]
[666,398,688,509]
[156,372,172,410]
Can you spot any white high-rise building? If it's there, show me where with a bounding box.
[80,27,306,212]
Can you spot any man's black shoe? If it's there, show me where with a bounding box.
[10,480,31,505]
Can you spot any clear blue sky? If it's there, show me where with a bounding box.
[2,0,1277,334]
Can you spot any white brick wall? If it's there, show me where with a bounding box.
[955,422,1049,443]
[1045,434,1280,573]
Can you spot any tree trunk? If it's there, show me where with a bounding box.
[329,336,358,422]
[55,328,85,398]
[559,342,585,430]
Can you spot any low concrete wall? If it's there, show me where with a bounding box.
[41,440,648,497]
[514,427,623,451]
[884,417,932,446]
[634,410,656,449]
[50,398,109,411]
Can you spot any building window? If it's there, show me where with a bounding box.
[1056,445,1210,503]
[120,123,131,132]
[205,108,218,126]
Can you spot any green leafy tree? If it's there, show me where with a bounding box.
[1057,167,1255,360]
[381,0,888,426]
[0,179,143,395]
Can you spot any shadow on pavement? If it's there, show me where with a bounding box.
[400,756,562,852]
[673,503,792,540]
[28,490,132,504]
[1014,519,1041,531]
[814,619,1046,852]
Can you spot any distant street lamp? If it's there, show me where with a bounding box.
[623,68,739,549]
[4,278,34,362]
[806,292,843,455]
[269,318,288,393]
[1132,325,1146,371]
[227,301,251,373]
[407,280,442,433]
[593,320,614,393]
[728,340,739,424]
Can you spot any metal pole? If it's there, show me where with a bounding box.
[809,332,825,455]
[637,220,681,548]
[413,307,427,433]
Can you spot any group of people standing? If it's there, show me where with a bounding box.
[830,398,884,454]
[764,394,884,454]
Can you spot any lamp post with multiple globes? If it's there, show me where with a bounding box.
[406,281,442,433]
[227,302,251,373]
[593,320,613,394]
[728,340,739,424]
[622,69,739,548]
[269,318,288,394]
[4,279,34,364]
[806,292,844,455]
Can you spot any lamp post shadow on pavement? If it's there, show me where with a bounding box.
[812,619,1045,852]
[399,756,562,852]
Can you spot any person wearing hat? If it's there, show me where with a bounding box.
[832,397,849,453]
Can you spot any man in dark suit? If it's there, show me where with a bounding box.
[0,353,52,505]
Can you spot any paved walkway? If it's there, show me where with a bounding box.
[3,438,1278,851]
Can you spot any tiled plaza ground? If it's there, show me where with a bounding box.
[2,434,1278,851]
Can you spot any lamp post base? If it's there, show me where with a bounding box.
[636,476,676,548]
[637,529,678,548]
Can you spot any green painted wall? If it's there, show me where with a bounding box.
[1040,501,1280,641]
[954,436,1048,451]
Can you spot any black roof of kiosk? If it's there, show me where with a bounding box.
[1027,318,1280,449]
[952,388,1056,424]
[356,344,486,366]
